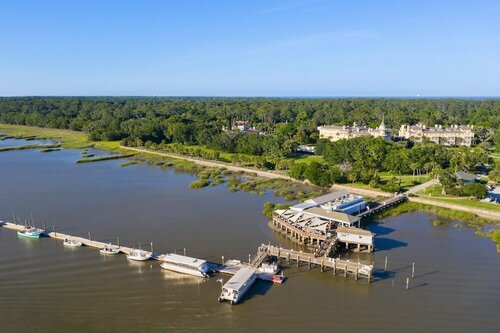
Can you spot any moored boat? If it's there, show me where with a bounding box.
[100,244,120,255]
[63,238,83,247]
[160,253,210,278]
[17,227,43,239]
[218,268,257,305]
[126,249,151,261]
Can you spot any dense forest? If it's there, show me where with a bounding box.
[0,97,499,154]
[0,97,498,189]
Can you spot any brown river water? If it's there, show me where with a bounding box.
[0,140,499,333]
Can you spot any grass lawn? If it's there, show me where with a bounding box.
[159,143,254,163]
[418,184,500,213]
[292,154,324,164]
[0,124,122,151]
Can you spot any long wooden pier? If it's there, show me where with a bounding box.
[254,244,373,281]
[1,221,372,282]
[0,221,163,259]
[357,194,407,218]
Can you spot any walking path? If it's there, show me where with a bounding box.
[408,197,500,221]
[121,146,291,180]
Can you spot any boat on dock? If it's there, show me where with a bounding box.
[160,253,210,278]
[218,268,257,305]
[17,226,44,239]
[63,238,83,247]
[99,244,120,255]
[126,249,151,261]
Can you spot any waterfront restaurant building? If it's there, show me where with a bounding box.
[398,124,474,146]
[318,120,391,142]
[272,191,366,246]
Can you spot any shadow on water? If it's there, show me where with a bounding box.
[238,280,273,304]
[369,224,396,236]
[375,237,407,251]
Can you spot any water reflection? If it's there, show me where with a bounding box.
[161,270,207,286]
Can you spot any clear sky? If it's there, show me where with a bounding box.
[0,0,499,97]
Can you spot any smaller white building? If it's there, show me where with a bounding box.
[336,226,374,252]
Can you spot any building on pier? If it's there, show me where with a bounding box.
[272,191,367,247]
[336,226,374,252]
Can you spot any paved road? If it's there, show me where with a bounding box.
[406,178,438,194]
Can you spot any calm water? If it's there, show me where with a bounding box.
[0,143,499,333]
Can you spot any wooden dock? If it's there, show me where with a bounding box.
[1,221,371,282]
[357,194,407,218]
[255,244,373,281]
[0,221,163,259]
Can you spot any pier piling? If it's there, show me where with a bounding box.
[150,242,154,254]
[411,262,415,278]
[406,277,410,290]
[88,232,92,241]
[117,236,120,247]
[222,255,225,265]
[183,248,186,256]
[384,256,388,272]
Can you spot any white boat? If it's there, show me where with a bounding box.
[99,244,120,255]
[258,262,279,274]
[218,268,257,305]
[63,238,83,247]
[160,253,210,278]
[126,249,151,261]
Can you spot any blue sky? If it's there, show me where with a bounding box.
[0,0,499,96]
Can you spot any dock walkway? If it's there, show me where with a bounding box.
[256,244,373,281]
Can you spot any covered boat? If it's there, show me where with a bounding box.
[160,253,209,278]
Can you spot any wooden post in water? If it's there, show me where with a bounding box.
[321,259,324,272]
[287,253,290,264]
[221,255,225,265]
[308,257,311,269]
[333,260,336,275]
[355,267,359,280]
[52,225,56,237]
[249,254,251,264]
[183,248,186,256]
[296,255,299,267]
[406,277,410,290]
[344,264,348,277]
[411,262,415,278]
[88,232,92,241]
[150,242,154,254]
[384,256,388,272]
[117,236,120,247]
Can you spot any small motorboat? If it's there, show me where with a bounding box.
[272,274,286,284]
[63,238,83,247]
[100,244,120,255]
[126,249,151,261]
[17,227,43,239]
